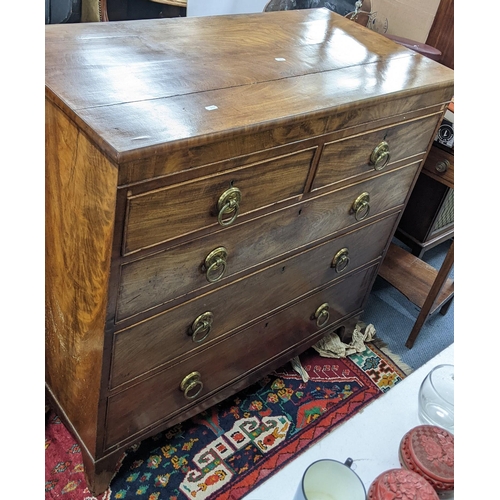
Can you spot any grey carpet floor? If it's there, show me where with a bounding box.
[362,238,454,372]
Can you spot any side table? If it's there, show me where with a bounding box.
[395,102,454,259]
[378,102,454,348]
[395,143,454,258]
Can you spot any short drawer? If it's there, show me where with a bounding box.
[422,145,454,187]
[123,148,316,254]
[312,115,440,191]
[111,213,398,387]
[116,164,418,322]
[105,265,377,448]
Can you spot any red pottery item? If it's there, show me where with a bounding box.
[399,425,454,493]
[367,468,439,499]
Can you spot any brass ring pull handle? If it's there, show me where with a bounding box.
[352,192,370,221]
[370,141,391,171]
[190,312,214,343]
[180,371,204,400]
[204,247,228,283]
[435,159,450,173]
[332,248,350,273]
[217,187,242,226]
[314,303,330,328]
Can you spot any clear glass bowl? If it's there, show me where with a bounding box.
[418,364,454,433]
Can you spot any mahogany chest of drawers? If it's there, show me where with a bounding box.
[45,8,454,494]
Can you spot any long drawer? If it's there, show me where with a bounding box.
[123,148,316,254]
[105,264,377,448]
[116,163,419,321]
[111,212,398,388]
[312,114,440,191]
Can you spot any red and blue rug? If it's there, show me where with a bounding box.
[45,342,405,499]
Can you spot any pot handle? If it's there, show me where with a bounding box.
[344,458,353,468]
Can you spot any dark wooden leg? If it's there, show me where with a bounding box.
[81,445,127,497]
[405,241,454,349]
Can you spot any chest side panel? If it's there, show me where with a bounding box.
[45,100,118,455]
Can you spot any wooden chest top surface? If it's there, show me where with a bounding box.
[45,8,454,160]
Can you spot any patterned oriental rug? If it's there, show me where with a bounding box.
[45,342,406,500]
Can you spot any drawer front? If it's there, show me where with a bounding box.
[422,145,454,187]
[312,115,440,191]
[105,265,376,448]
[111,213,398,387]
[116,164,418,321]
[123,148,316,254]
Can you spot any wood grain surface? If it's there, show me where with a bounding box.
[106,265,375,448]
[111,213,398,387]
[45,9,454,161]
[45,100,118,455]
[116,164,418,322]
[45,8,454,494]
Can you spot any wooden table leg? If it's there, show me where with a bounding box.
[405,241,454,348]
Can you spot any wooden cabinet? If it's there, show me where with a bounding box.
[45,9,454,494]
[379,123,455,347]
[396,144,454,258]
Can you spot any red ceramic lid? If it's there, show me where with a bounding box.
[399,425,454,491]
[368,468,439,500]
